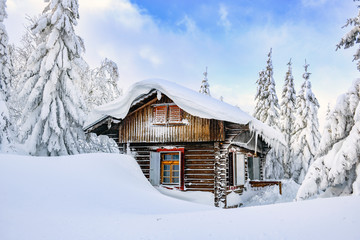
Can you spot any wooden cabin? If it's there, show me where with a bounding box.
[85,79,284,208]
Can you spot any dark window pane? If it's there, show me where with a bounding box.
[163,164,170,170]
[172,165,179,171]
[173,171,179,177]
[248,157,254,180]
[172,178,179,183]
[172,154,179,160]
[163,177,170,183]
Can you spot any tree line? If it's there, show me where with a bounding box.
[0,0,121,155]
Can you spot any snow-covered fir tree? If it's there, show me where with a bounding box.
[18,0,118,155]
[0,0,12,97]
[254,49,280,127]
[297,4,360,199]
[199,67,210,96]
[84,58,122,109]
[280,59,296,178]
[325,103,331,120]
[291,60,321,184]
[297,79,360,199]
[0,0,14,152]
[254,69,266,121]
[10,16,39,91]
[336,0,360,71]
[254,49,283,179]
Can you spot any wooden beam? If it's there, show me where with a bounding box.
[127,97,158,118]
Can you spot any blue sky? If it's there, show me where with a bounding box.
[6,0,360,127]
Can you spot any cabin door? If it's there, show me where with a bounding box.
[150,152,161,186]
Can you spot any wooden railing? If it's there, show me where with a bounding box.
[249,180,282,195]
[225,180,282,208]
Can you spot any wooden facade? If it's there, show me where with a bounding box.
[87,91,281,208]
[118,95,225,143]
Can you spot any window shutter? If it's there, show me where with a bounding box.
[169,105,182,123]
[150,152,160,186]
[153,105,167,124]
[235,153,245,185]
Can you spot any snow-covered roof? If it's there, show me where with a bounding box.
[85,79,285,148]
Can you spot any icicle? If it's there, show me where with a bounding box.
[255,132,258,156]
[157,90,162,100]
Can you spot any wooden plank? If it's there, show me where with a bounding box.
[185,184,214,188]
[185,175,214,180]
[185,161,214,165]
[185,165,214,170]
[185,189,214,192]
[183,179,214,184]
[185,169,214,175]
[185,155,215,160]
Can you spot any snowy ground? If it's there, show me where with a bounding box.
[1,153,359,240]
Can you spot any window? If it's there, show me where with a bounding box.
[153,104,182,125]
[161,152,180,184]
[169,105,182,123]
[153,105,167,124]
[248,157,261,180]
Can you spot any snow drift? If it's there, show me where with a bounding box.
[1,153,360,240]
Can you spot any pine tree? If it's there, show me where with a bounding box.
[0,0,14,152]
[0,0,12,97]
[254,49,283,179]
[84,58,122,109]
[199,67,210,96]
[297,4,360,199]
[336,0,360,71]
[10,16,39,91]
[18,0,91,155]
[254,49,280,127]
[291,60,321,184]
[297,79,360,199]
[254,70,266,121]
[325,103,331,120]
[280,59,296,178]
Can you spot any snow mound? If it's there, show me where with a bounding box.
[85,79,285,148]
[0,153,211,214]
[1,153,360,239]
[0,153,212,239]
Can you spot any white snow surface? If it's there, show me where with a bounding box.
[85,79,285,147]
[1,153,360,240]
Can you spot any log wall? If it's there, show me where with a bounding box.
[118,96,225,143]
[127,142,215,193]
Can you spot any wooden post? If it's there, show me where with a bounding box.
[279,182,282,195]
[214,142,227,207]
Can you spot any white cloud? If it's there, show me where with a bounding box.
[177,15,198,34]
[81,0,154,32]
[139,46,162,67]
[80,0,114,11]
[218,4,231,31]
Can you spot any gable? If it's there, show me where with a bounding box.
[118,93,225,143]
